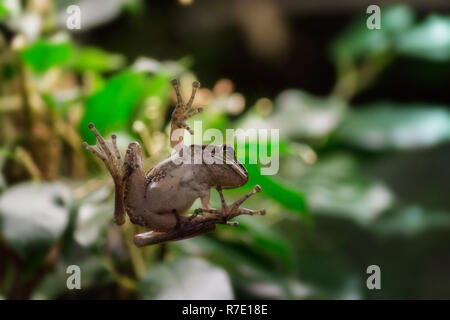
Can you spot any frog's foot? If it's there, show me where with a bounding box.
[191,185,266,227]
[170,79,203,147]
[83,123,124,182]
[83,123,126,225]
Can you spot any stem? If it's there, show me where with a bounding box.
[331,50,395,102]
[122,220,147,279]
[14,146,43,180]
[98,244,137,292]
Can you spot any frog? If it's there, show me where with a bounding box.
[83,79,265,246]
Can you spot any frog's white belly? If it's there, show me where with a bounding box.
[144,165,204,214]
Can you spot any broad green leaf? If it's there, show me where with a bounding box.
[231,140,308,219]
[0,1,9,20]
[237,90,346,140]
[337,103,450,150]
[74,186,113,247]
[187,109,228,135]
[0,182,71,259]
[284,153,393,224]
[145,72,172,105]
[20,39,74,73]
[296,251,362,299]
[31,256,113,299]
[137,72,172,123]
[236,90,346,141]
[234,138,289,156]
[245,164,308,220]
[73,47,125,72]
[177,237,308,299]
[233,110,272,134]
[139,257,233,300]
[270,90,346,140]
[81,70,146,142]
[397,15,450,61]
[225,215,293,268]
[183,112,229,146]
[372,206,450,237]
[330,5,415,62]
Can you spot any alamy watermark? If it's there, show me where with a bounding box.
[366,265,381,290]
[170,121,280,175]
[66,265,81,290]
[366,5,381,30]
[66,5,81,30]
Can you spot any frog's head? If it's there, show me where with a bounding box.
[209,144,249,189]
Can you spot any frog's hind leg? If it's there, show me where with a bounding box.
[83,123,124,180]
[83,123,126,225]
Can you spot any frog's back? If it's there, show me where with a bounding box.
[146,144,248,191]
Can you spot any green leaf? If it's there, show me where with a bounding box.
[295,250,362,299]
[145,72,172,103]
[80,70,147,142]
[20,39,74,73]
[372,206,450,237]
[0,182,71,259]
[139,257,233,299]
[141,72,172,117]
[237,90,346,141]
[177,237,308,299]
[188,109,228,135]
[231,140,308,219]
[73,47,125,72]
[31,256,113,299]
[270,90,346,140]
[245,164,308,220]
[330,5,415,62]
[226,215,293,268]
[73,187,113,247]
[337,103,450,151]
[397,15,450,61]
[0,1,9,20]
[285,153,393,224]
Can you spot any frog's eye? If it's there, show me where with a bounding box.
[224,144,235,155]
[222,144,236,163]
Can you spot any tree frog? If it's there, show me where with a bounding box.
[83,79,265,246]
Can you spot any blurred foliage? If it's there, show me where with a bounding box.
[0,1,450,300]
[338,103,450,150]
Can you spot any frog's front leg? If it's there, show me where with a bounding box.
[83,123,147,227]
